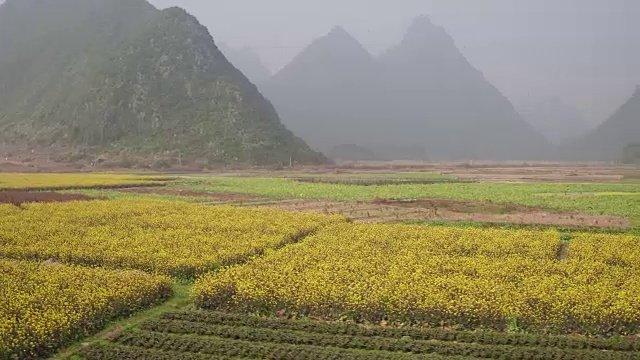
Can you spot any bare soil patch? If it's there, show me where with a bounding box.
[0,190,98,206]
[263,198,629,229]
[372,198,535,214]
[99,326,125,341]
[286,161,633,184]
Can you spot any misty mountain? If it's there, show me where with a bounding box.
[261,27,382,150]
[519,98,590,144]
[0,0,324,165]
[566,86,640,161]
[263,16,549,160]
[377,16,549,160]
[218,43,271,84]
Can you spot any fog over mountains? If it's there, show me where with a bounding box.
[0,0,636,163]
[519,98,591,145]
[262,16,550,160]
[149,0,640,127]
[218,44,272,85]
[260,26,380,154]
[565,86,640,161]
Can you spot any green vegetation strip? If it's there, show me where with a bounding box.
[80,344,234,360]
[64,189,214,204]
[291,178,471,186]
[176,177,640,219]
[279,172,455,180]
[104,330,475,360]
[138,319,636,360]
[160,311,640,352]
[52,283,192,360]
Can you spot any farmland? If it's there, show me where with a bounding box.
[0,173,172,191]
[194,224,640,334]
[81,311,640,360]
[0,165,639,359]
[0,259,171,359]
[0,199,343,278]
[174,177,640,220]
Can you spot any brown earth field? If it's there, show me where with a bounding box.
[263,198,630,228]
[197,161,638,184]
[114,188,629,228]
[319,161,639,183]
[0,190,99,206]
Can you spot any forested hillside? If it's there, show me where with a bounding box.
[0,0,325,166]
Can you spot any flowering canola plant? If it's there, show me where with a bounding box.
[194,224,640,334]
[0,199,344,278]
[569,233,640,268]
[0,259,171,359]
[0,173,171,190]
[0,204,19,217]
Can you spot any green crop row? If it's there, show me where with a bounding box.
[81,344,233,360]
[161,311,640,352]
[112,330,475,360]
[140,319,636,360]
[292,178,471,186]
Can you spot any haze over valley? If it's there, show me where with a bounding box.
[0,0,638,164]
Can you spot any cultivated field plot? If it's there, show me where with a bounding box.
[0,173,171,191]
[287,172,470,186]
[0,259,171,359]
[259,198,631,228]
[175,177,640,225]
[0,199,344,278]
[0,170,636,360]
[194,223,640,334]
[569,233,640,268]
[81,311,640,360]
[0,190,97,206]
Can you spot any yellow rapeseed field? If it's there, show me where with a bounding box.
[0,259,171,359]
[193,223,640,334]
[0,199,344,278]
[569,233,640,268]
[0,172,171,190]
[0,204,19,216]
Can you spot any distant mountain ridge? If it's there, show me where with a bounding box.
[261,26,380,149]
[565,86,640,160]
[519,98,590,145]
[218,43,271,84]
[262,16,550,161]
[0,0,325,166]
